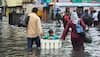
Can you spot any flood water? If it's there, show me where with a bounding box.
[0,17,100,57]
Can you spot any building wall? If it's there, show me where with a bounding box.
[6,0,23,7]
[23,4,34,14]
[0,0,2,6]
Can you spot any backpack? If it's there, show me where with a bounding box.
[75,20,92,43]
[82,14,90,21]
[82,14,93,26]
[18,15,29,27]
[76,21,84,33]
[76,21,85,37]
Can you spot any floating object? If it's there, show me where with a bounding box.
[41,39,62,49]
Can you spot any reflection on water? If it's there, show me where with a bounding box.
[0,19,100,57]
[71,50,91,57]
[28,48,41,57]
[71,50,85,57]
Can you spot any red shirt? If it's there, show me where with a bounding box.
[64,15,70,22]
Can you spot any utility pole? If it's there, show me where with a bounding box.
[3,0,7,16]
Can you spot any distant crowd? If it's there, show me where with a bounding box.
[55,7,100,28]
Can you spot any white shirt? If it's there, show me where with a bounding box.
[93,12,98,21]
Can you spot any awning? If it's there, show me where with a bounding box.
[55,3,100,7]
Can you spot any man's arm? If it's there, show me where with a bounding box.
[60,21,71,40]
[37,18,43,36]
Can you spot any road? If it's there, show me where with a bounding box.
[0,17,100,57]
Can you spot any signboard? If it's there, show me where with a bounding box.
[41,0,51,3]
[92,0,100,3]
[59,0,71,2]
[97,0,100,2]
[72,0,82,3]
[72,0,92,3]
[82,0,91,3]
[6,0,23,7]
[55,3,100,7]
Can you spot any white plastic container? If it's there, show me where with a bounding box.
[41,39,62,49]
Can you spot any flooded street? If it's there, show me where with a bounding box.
[0,17,100,57]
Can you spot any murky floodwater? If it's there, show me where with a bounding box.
[0,17,100,57]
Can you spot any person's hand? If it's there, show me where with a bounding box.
[60,37,63,41]
[39,34,44,39]
[40,33,44,36]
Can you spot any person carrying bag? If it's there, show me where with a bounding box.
[60,11,92,51]
[76,19,92,43]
